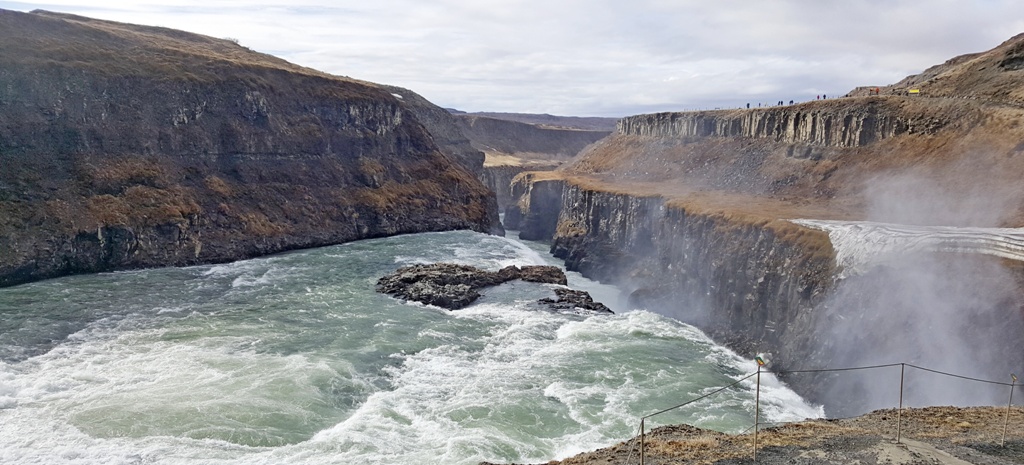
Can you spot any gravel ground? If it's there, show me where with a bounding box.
[484,406,1024,465]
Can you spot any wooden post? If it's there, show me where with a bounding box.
[896,363,905,444]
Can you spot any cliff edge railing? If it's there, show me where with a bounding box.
[625,361,1020,465]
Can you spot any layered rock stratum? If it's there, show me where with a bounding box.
[0,9,501,286]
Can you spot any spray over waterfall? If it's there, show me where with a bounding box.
[792,219,1024,277]
[790,219,1024,416]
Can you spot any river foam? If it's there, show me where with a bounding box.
[0,230,820,465]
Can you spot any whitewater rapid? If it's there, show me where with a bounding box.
[0,231,821,465]
[792,219,1024,276]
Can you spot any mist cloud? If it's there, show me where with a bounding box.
[864,172,1020,227]
[805,171,1024,416]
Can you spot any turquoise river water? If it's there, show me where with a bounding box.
[0,230,821,464]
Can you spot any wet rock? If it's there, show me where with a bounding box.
[376,262,616,313]
[376,263,567,309]
[516,265,568,285]
[538,288,613,314]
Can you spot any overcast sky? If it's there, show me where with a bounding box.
[3,1,1024,117]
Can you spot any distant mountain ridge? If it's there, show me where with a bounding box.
[446,109,618,131]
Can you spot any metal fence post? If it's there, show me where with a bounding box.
[640,417,645,465]
[896,363,905,444]
[1003,376,1016,447]
[753,363,761,461]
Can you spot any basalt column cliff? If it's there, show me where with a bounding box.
[509,34,1024,413]
[0,10,502,287]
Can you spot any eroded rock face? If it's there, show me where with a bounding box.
[376,263,615,314]
[509,175,837,398]
[505,174,565,238]
[616,100,942,147]
[0,9,501,286]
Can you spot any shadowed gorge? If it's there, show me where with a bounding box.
[0,9,501,286]
[460,112,615,211]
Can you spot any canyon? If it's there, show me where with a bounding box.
[4,7,1024,465]
[506,34,1024,414]
[465,113,614,211]
[3,3,1022,422]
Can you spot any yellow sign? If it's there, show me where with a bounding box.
[755,356,765,366]
[908,89,921,94]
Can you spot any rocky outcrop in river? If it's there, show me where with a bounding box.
[0,9,501,287]
[376,262,612,313]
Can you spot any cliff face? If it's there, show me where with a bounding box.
[503,173,565,238]
[538,182,835,371]
[509,34,1024,412]
[616,98,947,148]
[514,170,1024,412]
[382,85,487,178]
[0,9,500,287]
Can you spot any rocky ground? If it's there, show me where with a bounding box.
[485,406,1024,465]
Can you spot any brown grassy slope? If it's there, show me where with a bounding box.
[850,32,1024,107]
[558,51,1024,227]
[3,9,348,84]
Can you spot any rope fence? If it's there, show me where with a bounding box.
[625,361,1020,465]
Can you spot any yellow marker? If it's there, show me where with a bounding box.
[755,356,765,366]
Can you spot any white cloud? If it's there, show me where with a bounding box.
[2,0,1023,116]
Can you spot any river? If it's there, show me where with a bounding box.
[0,230,821,464]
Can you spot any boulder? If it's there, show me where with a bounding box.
[539,288,614,314]
[376,262,606,312]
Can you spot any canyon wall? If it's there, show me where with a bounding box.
[511,84,1024,412]
[465,114,609,213]
[529,181,836,373]
[383,85,486,177]
[616,98,950,149]
[503,173,568,238]
[0,9,500,287]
